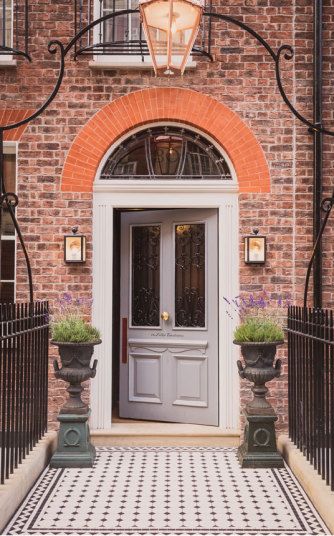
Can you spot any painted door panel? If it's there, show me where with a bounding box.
[119,209,218,425]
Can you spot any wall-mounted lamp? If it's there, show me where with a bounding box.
[64,227,86,263]
[244,229,266,265]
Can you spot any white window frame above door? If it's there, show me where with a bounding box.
[91,123,240,432]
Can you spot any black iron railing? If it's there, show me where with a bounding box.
[0,301,49,484]
[73,0,212,59]
[287,306,334,490]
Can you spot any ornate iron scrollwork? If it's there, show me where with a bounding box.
[176,288,205,328]
[101,126,232,181]
[132,225,160,327]
[2,7,334,307]
[175,224,205,328]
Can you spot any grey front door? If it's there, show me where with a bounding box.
[119,209,219,425]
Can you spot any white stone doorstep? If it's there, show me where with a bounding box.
[0,431,57,533]
[278,434,334,535]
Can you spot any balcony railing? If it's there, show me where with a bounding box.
[74,0,212,60]
[0,0,30,60]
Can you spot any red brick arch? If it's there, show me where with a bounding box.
[61,88,270,193]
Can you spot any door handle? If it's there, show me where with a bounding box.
[161,311,170,321]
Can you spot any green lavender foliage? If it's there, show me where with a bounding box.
[51,315,100,343]
[234,317,284,343]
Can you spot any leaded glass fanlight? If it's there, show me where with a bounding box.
[101,126,232,180]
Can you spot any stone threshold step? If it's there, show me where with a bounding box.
[91,423,240,447]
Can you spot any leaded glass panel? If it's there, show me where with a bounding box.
[175,223,205,328]
[101,126,232,181]
[131,225,160,327]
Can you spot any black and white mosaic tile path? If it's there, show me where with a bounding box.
[4,447,329,535]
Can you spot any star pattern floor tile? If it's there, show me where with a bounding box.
[4,447,329,535]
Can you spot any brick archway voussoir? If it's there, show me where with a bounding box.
[61,88,270,193]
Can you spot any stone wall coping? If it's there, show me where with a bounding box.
[0,431,57,533]
[278,434,334,534]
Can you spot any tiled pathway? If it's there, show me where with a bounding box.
[4,447,329,535]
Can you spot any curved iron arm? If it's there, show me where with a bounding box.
[203,11,334,307]
[0,10,139,304]
[303,193,334,308]
[1,8,334,305]
[1,10,138,133]
[0,190,33,303]
[204,12,334,137]
[4,9,333,135]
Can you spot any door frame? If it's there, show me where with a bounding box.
[91,124,240,431]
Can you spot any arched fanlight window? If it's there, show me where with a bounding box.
[100,126,232,180]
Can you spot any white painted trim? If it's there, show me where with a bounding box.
[89,59,197,70]
[0,60,16,67]
[3,141,18,153]
[91,200,114,429]
[92,189,239,431]
[2,142,18,303]
[218,198,240,430]
[92,121,239,431]
[94,182,239,194]
[128,338,208,349]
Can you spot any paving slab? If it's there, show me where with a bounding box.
[4,446,329,535]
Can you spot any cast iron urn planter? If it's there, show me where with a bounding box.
[50,340,101,468]
[234,340,285,468]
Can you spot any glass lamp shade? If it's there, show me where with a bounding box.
[64,232,86,263]
[139,0,204,76]
[244,234,266,265]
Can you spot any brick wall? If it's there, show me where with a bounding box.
[1,0,333,432]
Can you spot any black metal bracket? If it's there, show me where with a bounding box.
[1,8,333,305]
[303,192,334,308]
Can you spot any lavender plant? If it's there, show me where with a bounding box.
[51,293,100,343]
[234,317,284,343]
[224,290,291,327]
[225,291,289,343]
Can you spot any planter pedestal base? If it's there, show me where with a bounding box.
[50,412,95,468]
[237,411,284,468]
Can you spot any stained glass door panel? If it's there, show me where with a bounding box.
[120,209,218,425]
[131,225,161,327]
[175,223,205,328]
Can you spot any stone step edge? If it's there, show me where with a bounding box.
[0,431,57,533]
[91,424,240,438]
[278,434,334,535]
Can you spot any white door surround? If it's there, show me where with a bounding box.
[91,123,240,431]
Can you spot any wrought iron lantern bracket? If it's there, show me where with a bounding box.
[1,8,334,304]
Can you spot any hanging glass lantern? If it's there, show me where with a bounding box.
[139,0,204,76]
[244,229,266,265]
[64,227,86,263]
